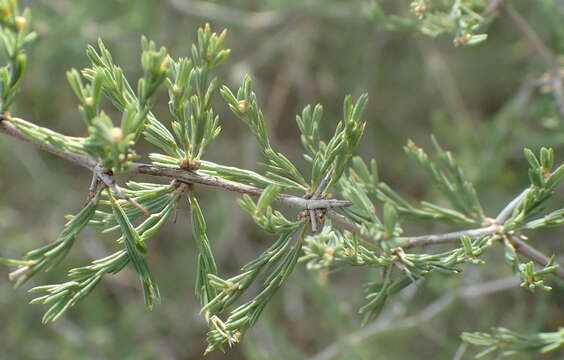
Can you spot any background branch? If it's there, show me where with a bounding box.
[502,2,564,116]
[308,275,522,360]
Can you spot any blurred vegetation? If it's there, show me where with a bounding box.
[0,0,563,359]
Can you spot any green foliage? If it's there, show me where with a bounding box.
[365,0,489,46]
[462,327,564,358]
[168,24,229,167]
[188,194,218,307]
[221,77,309,189]
[204,228,305,353]
[298,94,368,190]
[28,182,180,323]
[404,137,485,224]
[0,188,101,287]
[0,0,35,111]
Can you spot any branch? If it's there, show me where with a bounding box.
[0,116,350,212]
[398,224,502,249]
[395,188,528,249]
[167,0,286,29]
[502,2,564,116]
[134,164,351,210]
[94,165,148,214]
[508,235,564,279]
[2,115,562,280]
[494,189,529,224]
[395,188,564,280]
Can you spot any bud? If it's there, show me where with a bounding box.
[159,56,169,73]
[237,100,248,113]
[110,127,123,142]
[178,158,190,169]
[84,96,94,107]
[344,248,356,257]
[323,247,335,259]
[454,33,471,47]
[15,16,26,31]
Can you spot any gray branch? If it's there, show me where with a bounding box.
[134,164,351,210]
[397,188,528,249]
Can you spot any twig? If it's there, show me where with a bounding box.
[309,170,334,232]
[502,3,554,68]
[83,171,101,206]
[167,0,286,29]
[494,189,529,224]
[398,187,529,249]
[485,0,506,16]
[453,343,468,360]
[312,170,333,199]
[508,235,564,278]
[309,210,318,232]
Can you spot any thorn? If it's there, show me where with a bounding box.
[83,171,101,206]
[309,209,317,232]
[9,265,31,281]
[95,165,149,215]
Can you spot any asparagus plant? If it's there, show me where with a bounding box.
[0,1,562,357]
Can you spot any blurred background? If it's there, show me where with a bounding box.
[0,0,563,359]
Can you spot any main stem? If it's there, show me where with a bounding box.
[0,117,349,212]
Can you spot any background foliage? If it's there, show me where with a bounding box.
[0,0,563,359]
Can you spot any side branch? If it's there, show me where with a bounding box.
[508,236,564,279]
[395,188,564,280]
[398,188,529,249]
